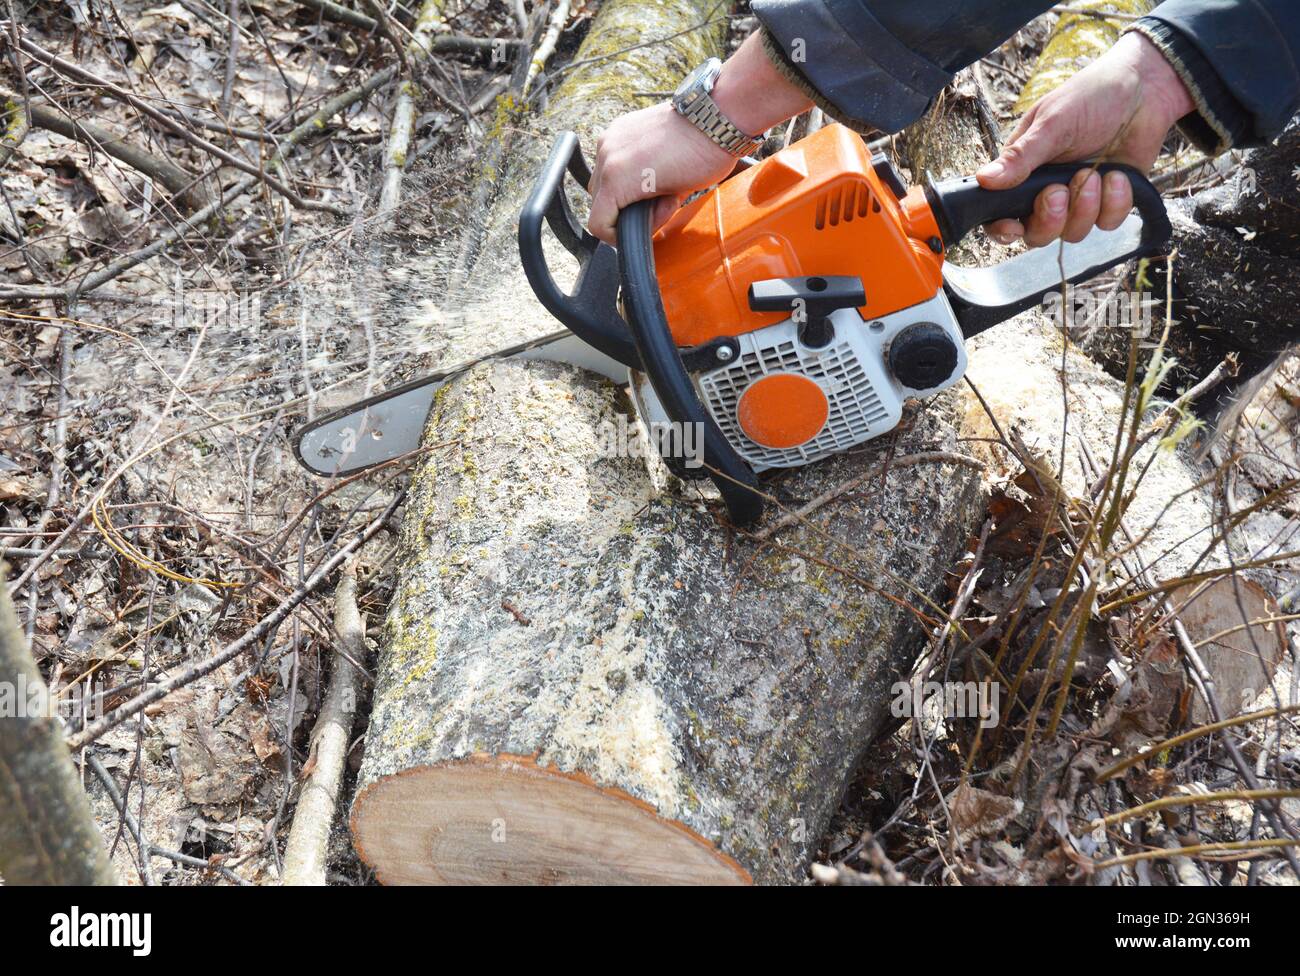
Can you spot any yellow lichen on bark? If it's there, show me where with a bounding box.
[1015,1,1155,112]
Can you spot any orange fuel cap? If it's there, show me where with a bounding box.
[737,373,829,449]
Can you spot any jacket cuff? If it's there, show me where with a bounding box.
[757,29,872,133]
[1124,17,1249,154]
[751,0,952,133]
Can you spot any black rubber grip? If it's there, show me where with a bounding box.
[925,161,1170,250]
[615,200,765,527]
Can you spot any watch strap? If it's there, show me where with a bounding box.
[676,90,764,157]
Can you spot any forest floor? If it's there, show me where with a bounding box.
[2,0,1297,885]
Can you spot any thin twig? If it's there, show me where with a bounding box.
[1096,837,1300,870]
[65,493,400,752]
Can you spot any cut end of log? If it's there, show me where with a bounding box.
[351,755,751,885]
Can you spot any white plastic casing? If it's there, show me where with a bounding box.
[632,290,966,472]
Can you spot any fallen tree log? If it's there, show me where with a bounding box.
[353,361,984,884]
[0,563,118,885]
[1091,124,1300,438]
[350,10,989,884]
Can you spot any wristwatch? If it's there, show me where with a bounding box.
[672,58,766,157]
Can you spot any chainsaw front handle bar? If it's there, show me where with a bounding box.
[616,200,766,527]
[926,161,1172,337]
[520,132,765,526]
[518,132,641,369]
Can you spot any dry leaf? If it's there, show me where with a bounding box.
[0,475,43,501]
[946,784,1023,845]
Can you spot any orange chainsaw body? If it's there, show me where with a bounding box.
[652,124,946,348]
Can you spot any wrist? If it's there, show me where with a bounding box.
[709,33,813,137]
[663,101,736,165]
[1124,31,1194,128]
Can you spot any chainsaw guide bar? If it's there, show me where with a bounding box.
[293,332,630,477]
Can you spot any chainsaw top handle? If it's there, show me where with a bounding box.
[925,161,1172,338]
[518,132,641,369]
[616,200,765,527]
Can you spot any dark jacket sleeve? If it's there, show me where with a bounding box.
[749,0,1055,132]
[751,0,1300,150]
[1128,1,1300,152]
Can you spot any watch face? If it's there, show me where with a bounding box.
[673,59,720,104]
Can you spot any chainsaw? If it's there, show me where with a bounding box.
[294,123,1170,526]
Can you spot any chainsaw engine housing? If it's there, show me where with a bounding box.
[653,125,947,346]
[631,291,966,472]
[634,125,965,470]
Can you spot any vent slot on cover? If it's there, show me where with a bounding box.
[814,181,873,230]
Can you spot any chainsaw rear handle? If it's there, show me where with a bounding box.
[925,161,1172,337]
[616,200,766,527]
[518,132,641,369]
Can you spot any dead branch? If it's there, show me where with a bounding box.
[0,562,118,885]
[65,493,399,753]
[293,0,518,57]
[296,0,377,30]
[4,94,212,213]
[524,0,571,94]
[0,65,397,302]
[359,0,412,76]
[281,561,367,885]
[85,752,155,885]
[378,0,449,219]
[9,34,350,215]
[0,94,28,168]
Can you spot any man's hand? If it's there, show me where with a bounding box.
[586,103,737,245]
[586,33,813,244]
[978,31,1194,247]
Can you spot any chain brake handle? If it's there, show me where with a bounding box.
[519,134,765,526]
[518,132,640,368]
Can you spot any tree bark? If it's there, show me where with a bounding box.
[352,361,984,884]
[0,563,118,885]
[351,15,988,884]
[1089,124,1300,435]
